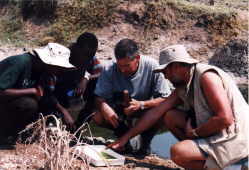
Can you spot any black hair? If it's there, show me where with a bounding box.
[70,32,98,60]
[76,32,98,50]
[114,39,138,60]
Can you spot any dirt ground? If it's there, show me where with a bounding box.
[0,144,183,169]
[0,0,248,169]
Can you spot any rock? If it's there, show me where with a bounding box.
[209,39,248,101]
[209,39,248,78]
[238,83,248,102]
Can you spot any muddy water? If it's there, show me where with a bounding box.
[150,132,178,158]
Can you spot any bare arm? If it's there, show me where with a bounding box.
[56,103,75,130]
[140,97,166,108]
[75,77,88,96]
[109,91,181,149]
[75,72,101,96]
[124,97,165,116]
[189,71,234,138]
[0,87,42,101]
[95,96,119,128]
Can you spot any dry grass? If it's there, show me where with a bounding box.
[18,115,92,170]
[14,114,132,170]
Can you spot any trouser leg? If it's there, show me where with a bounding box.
[0,96,38,137]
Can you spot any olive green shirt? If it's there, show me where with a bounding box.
[0,53,36,90]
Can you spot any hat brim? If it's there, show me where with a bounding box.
[154,58,199,73]
[34,47,74,68]
[153,64,167,73]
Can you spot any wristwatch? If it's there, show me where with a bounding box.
[140,101,145,110]
[192,129,199,138]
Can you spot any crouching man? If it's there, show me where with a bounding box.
[93,39,172,154]
[109,45,249,169]
[0,43,76,139]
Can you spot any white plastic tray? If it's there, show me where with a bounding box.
[75,145,125,167]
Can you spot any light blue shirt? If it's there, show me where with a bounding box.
[94,56,172,105]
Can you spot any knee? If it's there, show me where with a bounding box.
[92,111,104,126]
[170,143,185,165]
[171,141,196,166]
[25,98,39,114]
[10,97,38,116]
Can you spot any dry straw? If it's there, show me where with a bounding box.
[16,113,127,169]
[18,114,92,170]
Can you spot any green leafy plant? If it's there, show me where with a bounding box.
[21,0,58,20]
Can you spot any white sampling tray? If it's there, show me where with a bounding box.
[75,145,125,167]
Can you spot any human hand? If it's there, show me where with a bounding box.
[185,118,195,139]
[108,136,129,152]
[56,103,76,131]
[34,86,44,99]
[74,86,85,96]
[123,99,141,116]
[63,112,76,131]
[75,78,88,96]
[104,111,119,128]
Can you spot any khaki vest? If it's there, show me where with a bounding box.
[180,63,249,168]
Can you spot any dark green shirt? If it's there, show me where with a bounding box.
[0,53,36,90]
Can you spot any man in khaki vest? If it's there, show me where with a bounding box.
[109,45,249,169]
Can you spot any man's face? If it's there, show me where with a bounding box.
[162,63,185,88]
[117,55,140,77]
[45,64,76,75]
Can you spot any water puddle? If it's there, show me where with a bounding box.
[150,132,178,158]
[90,123,178,158]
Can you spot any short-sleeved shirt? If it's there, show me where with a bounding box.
[86,55,102,75]
[56,56,103,90]
[94,56,172,106]
[0,53,37,90]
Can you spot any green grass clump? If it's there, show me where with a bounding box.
[47,0,120,44]
[21,0,58,20]
[0,16,25,45]
[0,0,246,46]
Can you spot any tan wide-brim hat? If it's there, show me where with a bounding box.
[33,43,74,68]
[154,44,199,72]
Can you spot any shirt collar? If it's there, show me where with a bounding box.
[185,65,195,97]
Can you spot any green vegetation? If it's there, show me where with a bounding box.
[0,8,26,46]
[0,18,23,43]
[21,0,57,20]
[141,0,241,35]
[48,0,120,44]
[0,0,247,46]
